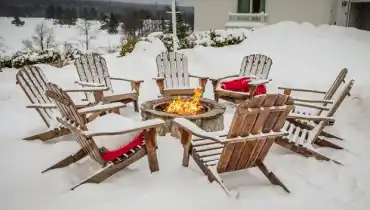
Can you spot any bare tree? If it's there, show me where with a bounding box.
[22,22,55,52]
[77,19,96,51]
[0,36,5,54]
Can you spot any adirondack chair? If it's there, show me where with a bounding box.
[74,53,143,112]
[153,52,208,97]
[279,68,348,117]
[280,68,349,140]
[210,54,273,103]
[276,79,354,164]
[173,94,294,197]
[43,82,165,190]
[16,65,121,141]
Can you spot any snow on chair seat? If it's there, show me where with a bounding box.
[173,94,294,197]
[154,52,208,97]
[210,54,273,104]
[74,53,143,112]
[276,79,355,164]
[43,82,165,190]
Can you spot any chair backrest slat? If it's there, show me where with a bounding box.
[316,68,348,116]
[16,66,54,127]
[217,94,294,173]
[239,54,272,79]
[156,52,190,89]
[45,82,105,164]
[308,79,354,144]
[74,54,113,96]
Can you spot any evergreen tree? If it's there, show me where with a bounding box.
[45,5,55,19]
[82,8,89,20]
[163,4,191,41]
[89,8,98,20]
[107,12,119,34]
[70,8,77,25]
[11,16,25,27]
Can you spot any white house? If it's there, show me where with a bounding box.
[193,0,370,31]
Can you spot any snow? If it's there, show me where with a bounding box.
[1,18,370,210]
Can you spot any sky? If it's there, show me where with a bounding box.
[95,0,195,6]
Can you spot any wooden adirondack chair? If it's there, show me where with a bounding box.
[210,54,273,103]
[43,82,165,190]
[173,94,294,197]
[280,68,349,140]
[74,53,143,112]
[153,52,208,97]
[277,79,355,164]
[16,65,121,141]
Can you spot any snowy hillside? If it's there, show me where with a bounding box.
[1,18,370,210]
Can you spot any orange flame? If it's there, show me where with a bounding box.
[165,88,203,115]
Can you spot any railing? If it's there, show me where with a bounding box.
[228,12,268,23]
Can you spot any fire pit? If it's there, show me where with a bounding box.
[140,89,226,137]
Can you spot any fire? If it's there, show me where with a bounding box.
[165,88,203,115]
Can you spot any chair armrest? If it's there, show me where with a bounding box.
[189,74,208,79]
[278,86,327,94]
[292,97,334,104]
[295,102,330,111]
[110,77,144,83]
[209,74,238,82]
[77,102,126,115]
[26,104,57,109]
[63,86,109,93]
[173,118,224,143]
[152,77,165,81]
[287,113,335,123]
[75,81,105,87]
[249,79,272,86]
[84,119,165,137]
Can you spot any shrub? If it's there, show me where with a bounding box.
[153,28,248,52]
[120,38,139,56]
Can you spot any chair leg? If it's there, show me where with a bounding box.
[133,100,139,112]
[255,160,290,193]
[208,167,239,198]
[179,129,192,167]
[314,138,344,150]
[275,138,342,165]
[23,128,70,141]
[70,162,114,190]
[144,128,159,173]
[42,148,87,173]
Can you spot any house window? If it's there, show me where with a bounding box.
[238,0,266,13]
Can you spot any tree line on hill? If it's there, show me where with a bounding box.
[10,4,193,39]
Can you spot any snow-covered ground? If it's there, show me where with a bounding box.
[1,18,370,210]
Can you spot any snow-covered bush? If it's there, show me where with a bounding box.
[1,50,61,69]
[148,28,248,52]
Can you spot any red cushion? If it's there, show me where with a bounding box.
[221,77,266,96]
[101,131,145,162]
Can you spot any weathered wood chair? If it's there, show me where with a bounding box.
[153,52,208,97]
[43,82,165,190]
[16,65,121,141]
[279,68,348,117]
[74,53,143,112]
[210,54,273,103]
[276,79,354,163]
[173,94,294,197]
[281,68,350,140]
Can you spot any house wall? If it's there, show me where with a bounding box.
[194,0,238,31]
[194,0,336,31]
[265,0,334,25]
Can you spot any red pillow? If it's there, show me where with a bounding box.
[221,77,266,96]
[101,131,145,161]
